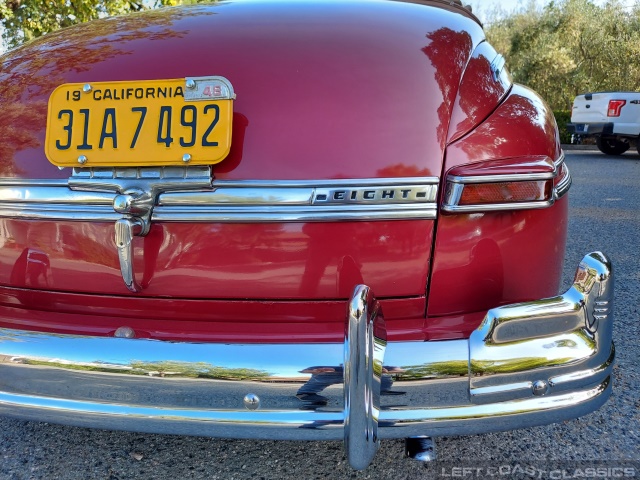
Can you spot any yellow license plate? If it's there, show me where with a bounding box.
[45,76,235,167]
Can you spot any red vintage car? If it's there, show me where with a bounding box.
[0,0,613,470]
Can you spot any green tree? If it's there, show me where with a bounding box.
[0,0,181,49]
[485,0,640,110]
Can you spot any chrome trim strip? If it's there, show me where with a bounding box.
[553,151,571,200]
[442,200,554,214]
[0,252,614,453]
[0,204,120,222]
[490,54,506,81]
[208,177,440,188]
[444,182,464,208]
[0,179,69,187]
[0,176,439,223]
[0,380,611,440]
[469,381,533,397]
[554,151,566,168]
[447,172,556,184]
[380,379,609,425]
[158,185,439,207]
[0,188,113,205]
[555,164,572,199]
[160,188,315,206]
[152,204,438,223]
[0,202,438,222]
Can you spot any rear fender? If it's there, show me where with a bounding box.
[428,85,566,317]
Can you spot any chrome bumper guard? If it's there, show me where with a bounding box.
[0,252,614,470]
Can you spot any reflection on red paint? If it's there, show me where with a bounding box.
[0,2,485,181]
[431,86,565,318]
[448,41,512,143]
[422,27,474,150]
[0,219,434,299]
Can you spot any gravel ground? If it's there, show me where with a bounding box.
[0,149,638,479]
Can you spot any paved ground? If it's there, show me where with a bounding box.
[0,150,638,479]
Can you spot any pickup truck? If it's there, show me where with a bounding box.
[567,91,640,155]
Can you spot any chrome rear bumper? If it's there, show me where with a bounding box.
[0,252,614,469]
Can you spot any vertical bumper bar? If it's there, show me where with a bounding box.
[344,285,387,470]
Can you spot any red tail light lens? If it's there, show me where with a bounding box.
[458,180,552,205]
[442,155,562,213]
[607,100,626,117]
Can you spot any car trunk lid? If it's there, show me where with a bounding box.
[0,0,484,301]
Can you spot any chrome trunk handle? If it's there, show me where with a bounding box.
[114,217,144,293]
[68,166,213,293]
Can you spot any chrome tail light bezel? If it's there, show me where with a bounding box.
[442,152,570,213]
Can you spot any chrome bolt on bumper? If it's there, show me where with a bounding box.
[243,394,261,411]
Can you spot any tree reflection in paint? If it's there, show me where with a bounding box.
[454,87,558,162]
[448,42,511,141]
[421,27,473,149]
[0,7,215,177]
